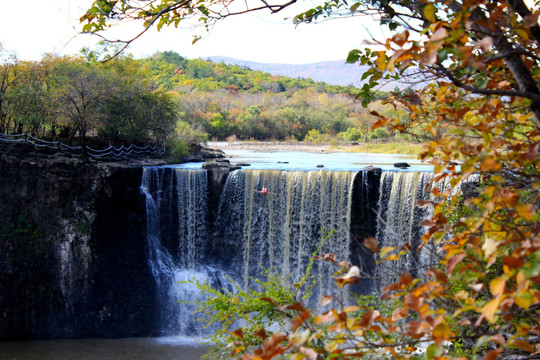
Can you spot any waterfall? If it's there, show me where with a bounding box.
[375,171,434,287]
[140,166,465,337]
[215,169,358,302]
[374,171,480,288]
[141,167,229,336]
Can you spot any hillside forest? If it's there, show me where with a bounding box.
[0,46,406,156]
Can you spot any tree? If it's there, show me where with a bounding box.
[49,58,110,158]
[4,61,52,136]
[81,1,539,359]
[0,44,20,133]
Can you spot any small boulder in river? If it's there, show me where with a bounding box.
[364,165,382,171]
[236,163,251,167]
[316,164,324,168]
[394,162,411,169]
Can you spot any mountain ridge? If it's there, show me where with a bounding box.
[207,56,370,87]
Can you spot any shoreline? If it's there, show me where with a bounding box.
[209,142,335,154]
[207,141,424,156]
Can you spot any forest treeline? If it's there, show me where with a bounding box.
[0,46,408,155]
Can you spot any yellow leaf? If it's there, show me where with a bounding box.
[424,4,437,23]
[480,158,501,172]
[344,305,361,313]
[489,276,506,297]
[482,298,501,323]
[515,28,529,41]
[515,204,535,221]
[376,51,386,71]
[380,246,395,258]
[515,291,533,310]
[482,236,498,259]
[433,323,451,341]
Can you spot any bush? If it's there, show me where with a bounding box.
[166,137,190,157]
[175,121,209,144]
[367,127,390,141]
[303,129,328,143]
[338,127,364,142]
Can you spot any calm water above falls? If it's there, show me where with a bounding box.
[178,148,431,172]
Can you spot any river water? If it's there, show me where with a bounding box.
[0,337,209,360]
[183,146,431,172]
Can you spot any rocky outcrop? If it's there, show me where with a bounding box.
[0,144,158,340]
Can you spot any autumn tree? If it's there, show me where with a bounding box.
[81,0,539,359]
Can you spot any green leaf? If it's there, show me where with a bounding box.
[426,344,444,360]
[424,4,437,23]
[346,49,361,63]
[350,2,360,12]
[476,77,488,89]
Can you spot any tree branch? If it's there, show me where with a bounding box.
[436,65,540,103]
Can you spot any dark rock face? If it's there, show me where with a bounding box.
[0,149,155,339]
[349,169,382,295]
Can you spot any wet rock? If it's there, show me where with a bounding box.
[394,162,411,169]
[363,165,382,172]
[317,164,324,168]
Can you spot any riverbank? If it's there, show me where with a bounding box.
[208,141,424,155]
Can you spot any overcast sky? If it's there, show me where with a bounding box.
[0,0,378,64]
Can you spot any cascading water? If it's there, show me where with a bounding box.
[141,167,230,337]
[375,171,435,287]
[215,170,358,304]
[140,166,468,338]
[374,171,481,288]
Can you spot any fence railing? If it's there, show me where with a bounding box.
[0,133,166,158]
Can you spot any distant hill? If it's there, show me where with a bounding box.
[208,56,421,90]
[208,56,367,87]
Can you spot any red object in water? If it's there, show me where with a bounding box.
[254,187,276,196]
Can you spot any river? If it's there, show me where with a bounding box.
[0,337,208,360]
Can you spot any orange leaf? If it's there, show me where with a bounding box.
[428,268,448,283]
[254,328,268,340]
[480,158,501,172]
[364,237,379,253]
[292,314,305,333]
[484,349,502,360]
[232,328,244,339]
[447,253,466,274]
[515,204,535,221]
[320,295,336,306]
[509,339,535,353]
[299,347,318,360]
[433,323,452,345]
[360,309,381,328]
[400,272,414,286]
[482,298,501,323]
[338,265,361,280]
[314,310,339,324]
[263,333,287,351]
[391,30,410,46]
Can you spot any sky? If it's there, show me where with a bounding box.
[0,0,376,64]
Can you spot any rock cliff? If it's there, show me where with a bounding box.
[0,143,226,340]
